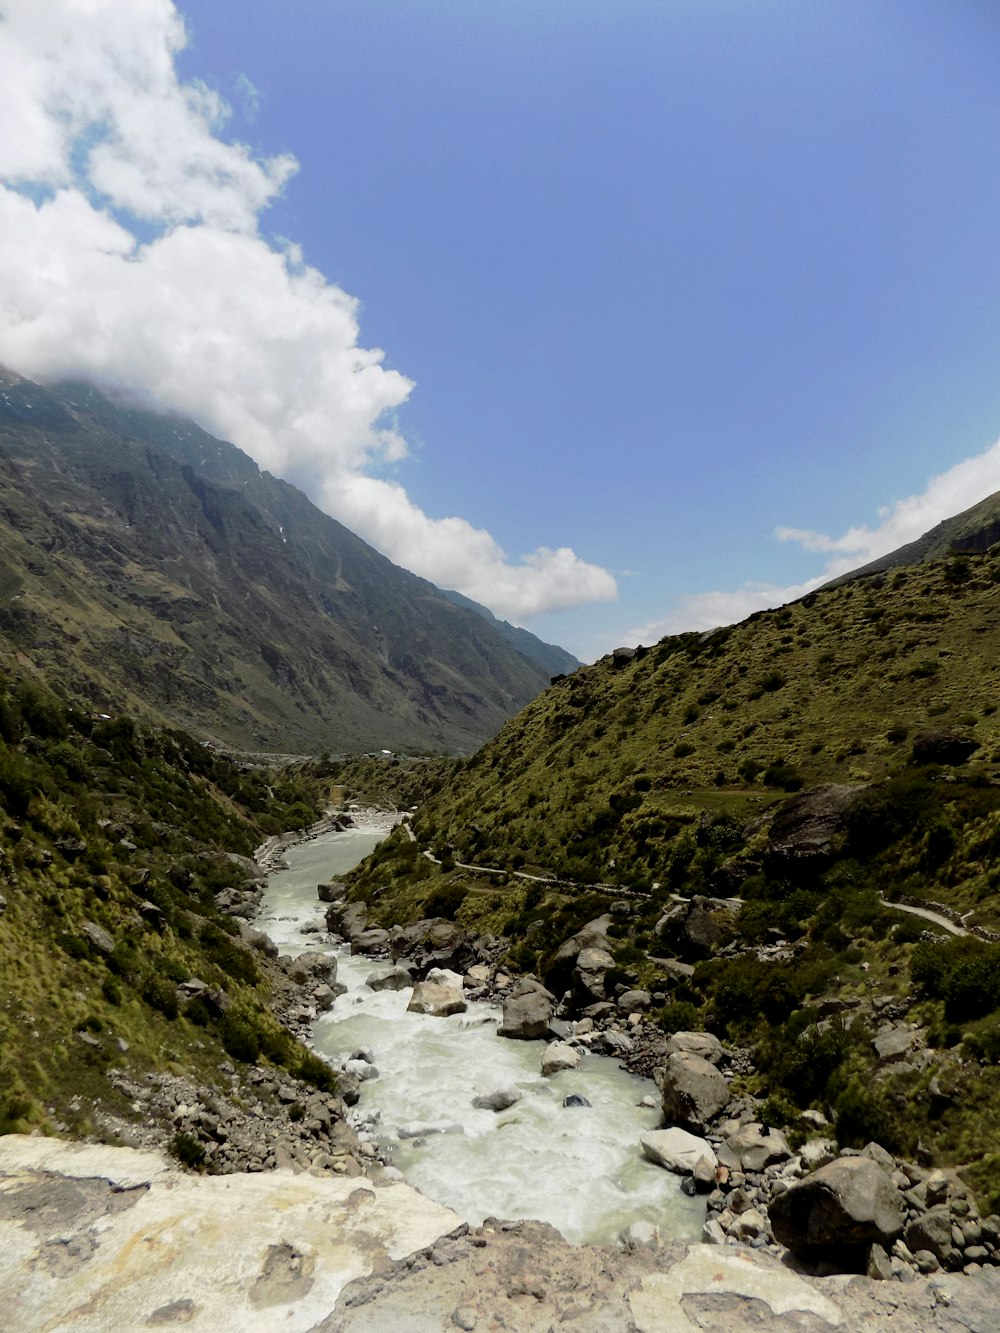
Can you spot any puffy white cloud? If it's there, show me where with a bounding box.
[0,0,616,622]
[623,438,1000,645]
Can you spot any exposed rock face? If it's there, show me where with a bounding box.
[0,1135,461,1333]
[911,730,981,766]
[770,1157,906,1251]
[658,1051,729,1133]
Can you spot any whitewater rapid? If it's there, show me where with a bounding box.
[256,821,705,1246]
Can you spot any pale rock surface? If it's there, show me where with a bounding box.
[540,1041,581,1075]
[0,1135,460,1333]
[640,1127,718,1176]
[406,979,467,1017]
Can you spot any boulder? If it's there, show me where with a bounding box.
[658,1051,729,1133]
[351,927,391,954]
[572,947,615,1005]
[905,1208,956,1265]
[472,1087,522,1112]
[617,989,651,1014]
[717,1123,792,1172]
[766,784,865,867]
[406,980,467,1018]
[81,920,114,954]
[911,730,981,767]
[325,900,368,942]
[287,951,338,985]
[541,1042,581,1075]
[665,1031,723,1066]
[316,882,346,903]
[769,1157,906,1251]
[366,965,412,992]
[640,1128,718,1176]
[498,989,553,1041]
[389,918,471,974]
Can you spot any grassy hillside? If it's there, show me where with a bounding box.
[0,668,331,1143]
[397,548,999,890]
[343,545,1000,1205]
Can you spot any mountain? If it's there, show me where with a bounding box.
[827,488,1000,585]
[0,369,571,754]
[438,587,580,678]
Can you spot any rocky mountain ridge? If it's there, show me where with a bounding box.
[0,368,572,753]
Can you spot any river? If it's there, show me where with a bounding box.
[257,822,705,1247]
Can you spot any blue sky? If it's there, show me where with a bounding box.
[2,1,1000,659]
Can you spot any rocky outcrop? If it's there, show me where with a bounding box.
[766,783,865,867]
[0,1135,461,1333]
[572,946,616,1005]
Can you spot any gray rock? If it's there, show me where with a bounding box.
[640,1128,717,1176]
[665,1030,724,1066]
[406,980,467,1017]
[288,951,338,985]
[572,947,615,1004]
[767,783,866,865]
[658,1051,729,1133]
[867,1243,894,1280]
[498,989,553,1041]
[472,1087,522,1112]
[316,882,346,903]
[770,1157,906,1251]
[351,928,391,954]
[717,1123,791,1172]
[873,1027,918,1064]
[366,966,412,992]
[541,1041,581,1075]
[81,920,114,953]
[905,1208,955,1264]
[617,989,651,1014]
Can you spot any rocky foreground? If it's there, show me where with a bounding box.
[2,1134,999,1333]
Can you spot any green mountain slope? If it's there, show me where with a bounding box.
[400,551,999,887]
[343,535,1000,1197]
[438,588,581,678]
[0,370,566,754]
[0,671,333,1141]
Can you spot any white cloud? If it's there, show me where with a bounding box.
[0,0,616,622]
[622,438,1000,645]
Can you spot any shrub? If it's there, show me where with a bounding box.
[654,1000,701,1034]
[141,974,179,1020]
[169,1132,206,1169]
[218,1010,262,1062]
[673,741,695,759]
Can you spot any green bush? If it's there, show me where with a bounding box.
[169,1132,206,1169]
[141,974,179,1020]
[218,1010,262,1063]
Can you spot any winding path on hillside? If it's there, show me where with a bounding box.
[878,896,966,937]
